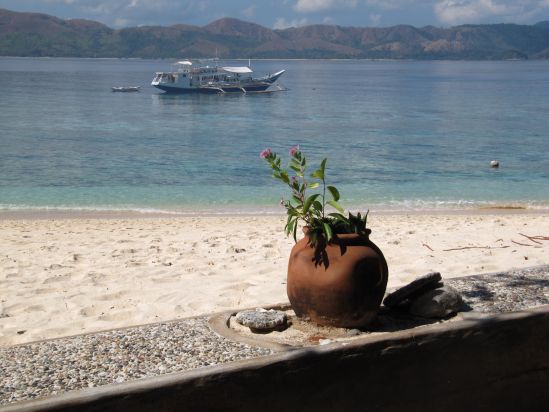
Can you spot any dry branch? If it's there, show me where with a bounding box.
[511,240,532,247]
[422,243,434,251]
[443,245,510,252]
[518,233,549,244]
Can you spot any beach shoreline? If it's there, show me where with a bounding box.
[1,203,549,220]
[1,210,548,346]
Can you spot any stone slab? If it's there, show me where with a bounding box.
[383,272,442,307]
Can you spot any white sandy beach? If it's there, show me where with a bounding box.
[1,211,548,346]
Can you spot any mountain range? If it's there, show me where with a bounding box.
[1,8,549,60]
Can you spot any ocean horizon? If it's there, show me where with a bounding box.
[1,57,548,215]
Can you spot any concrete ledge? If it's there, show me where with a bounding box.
[4,305,549,412]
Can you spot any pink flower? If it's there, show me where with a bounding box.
[260,148,272,159]
[289,145,300,156]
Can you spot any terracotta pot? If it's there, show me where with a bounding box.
[287,229,388,328]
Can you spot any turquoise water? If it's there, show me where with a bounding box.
[1,57,548,214]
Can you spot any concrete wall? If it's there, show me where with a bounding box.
[4,305,549,412]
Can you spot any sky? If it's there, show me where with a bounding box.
[1,0,549,29]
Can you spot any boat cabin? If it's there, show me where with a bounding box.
[152,60,254,88]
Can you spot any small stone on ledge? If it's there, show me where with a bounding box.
[235,309,288,333]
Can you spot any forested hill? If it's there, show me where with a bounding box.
[1,8,548,59]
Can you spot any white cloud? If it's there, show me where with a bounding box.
[273,17,309,29]
[369,13,381,26]
[81,2,115,15]
[433,0,543,25]
[114,17,129,27]
[41,0,77,4]
[323,16,334,24]
[242,5,256,18]
[75,0,210,26]
[365,0,408,11]
[294,0,357,13]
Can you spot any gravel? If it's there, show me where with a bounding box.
[0,317,272,406]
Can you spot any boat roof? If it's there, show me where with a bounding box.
[176,60,193,65]
[222,66,253,74]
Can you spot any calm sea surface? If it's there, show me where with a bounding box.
[0,57,548,214]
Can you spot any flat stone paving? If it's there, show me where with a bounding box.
[1,264,548,407]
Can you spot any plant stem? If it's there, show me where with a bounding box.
[322,176,326,219]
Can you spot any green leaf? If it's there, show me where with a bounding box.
[308,182,320,189]
[312,200,323,212]
[292,195,302,204]
[327,200,344,213]
[322,222,333,242]
[280,171,290,184]
[327,186,340,201]
[290,165,300,172]
[310,170,324,179]
[303,193,320,214]
[320,158,327,174]
[286,208,298,217]
[309,231,317,247]
[285,218,296,237]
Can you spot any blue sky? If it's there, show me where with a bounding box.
[2,1,549,29]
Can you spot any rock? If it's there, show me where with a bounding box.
[383,272,443,307]
[409,285,464,318]
[235,309,287,333]
[346,329,361,337]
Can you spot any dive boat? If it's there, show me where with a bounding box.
[151,60,285,94]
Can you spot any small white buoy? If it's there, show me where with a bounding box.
[490,160,499,168]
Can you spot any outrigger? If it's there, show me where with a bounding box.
[151,60,285,94]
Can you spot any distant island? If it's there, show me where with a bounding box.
[1,8,548,60]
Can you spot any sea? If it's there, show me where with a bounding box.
[1,57,548,215]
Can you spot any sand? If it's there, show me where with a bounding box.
[1,211,548,346]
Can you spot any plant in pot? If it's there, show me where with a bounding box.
[261,146,388,328]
